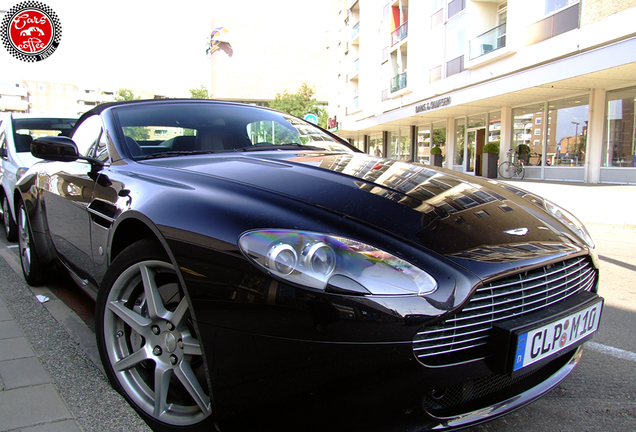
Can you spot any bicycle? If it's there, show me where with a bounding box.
[498,149,525,179]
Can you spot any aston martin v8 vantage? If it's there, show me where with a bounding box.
[15,99,602,431]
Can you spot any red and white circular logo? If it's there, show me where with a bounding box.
[1,1,61,62]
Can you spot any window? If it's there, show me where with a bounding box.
[535,118,542,125]
[446,11,466,77]
[368,133,383,157]
[534,129,541,135]
[547,96,589,167]
[448,0,466,19]
[388,128,411,161]
[603,86,636,168]
[545,0,578,15]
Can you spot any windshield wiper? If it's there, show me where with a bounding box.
[234,144,323,152]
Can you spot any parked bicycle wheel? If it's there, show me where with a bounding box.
[498,161,513,179]
[513,162,525,179]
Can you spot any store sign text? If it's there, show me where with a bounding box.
[415,97,451,113]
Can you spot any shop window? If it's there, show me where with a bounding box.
[547,96,589,167]
[603,86,636,167]
[369,133,384,158]
[388,128,411,161]
[513,103,544,163]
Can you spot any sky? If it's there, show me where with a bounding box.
[1,0,219,96]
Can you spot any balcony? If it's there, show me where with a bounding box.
[351,22,360,41]
[350,58,360,80]
[0,96,29,112]
[391,21,408,47]
[469,23,506,60]
[390,72,407,93]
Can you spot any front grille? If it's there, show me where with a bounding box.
[413,256,597,366]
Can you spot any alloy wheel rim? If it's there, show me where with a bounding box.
[3,198,10,236]
[17,207,31,275]
[103,259,211,426]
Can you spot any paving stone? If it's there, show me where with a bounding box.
[0,336,34,361]
[0,356,51,389]
[22,420,82,432]
[0,319,23,339]
[0,384,72,431]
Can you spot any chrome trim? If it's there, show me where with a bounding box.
[414,257,596,365]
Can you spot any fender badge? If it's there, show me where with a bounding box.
[505,228,529,236]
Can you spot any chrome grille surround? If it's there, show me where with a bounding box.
[413,256,597,366]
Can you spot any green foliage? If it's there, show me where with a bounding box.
[483,141,500,153]
[114,88,139,102]
[114,89,147,140]
[431,146,443,155]
[432,129,446,146]
[189,85,212,99]
[269,82,328,128]
[123,126,150,141]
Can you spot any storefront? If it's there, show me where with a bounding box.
[342,38,636,185]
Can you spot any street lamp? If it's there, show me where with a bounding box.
[572,121,580,165]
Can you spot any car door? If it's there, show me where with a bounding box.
[42,115,102,279]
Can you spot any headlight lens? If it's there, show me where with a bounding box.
[239,230,437,296]
[544,200,594,248]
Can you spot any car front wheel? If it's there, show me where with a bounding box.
[17,200,44,285]
[3,195,17,242]
[96,239,214,432]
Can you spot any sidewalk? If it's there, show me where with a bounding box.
[0,179,633,432]
[0,249,151,432]
[502,180,636,230]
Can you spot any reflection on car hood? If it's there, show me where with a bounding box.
[143,152,585,270]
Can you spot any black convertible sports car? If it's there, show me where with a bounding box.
[15,99,602,432]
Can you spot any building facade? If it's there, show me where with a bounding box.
[331,0,636,184]
[0,80,170,116]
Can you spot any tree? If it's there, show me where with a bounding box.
[114,88,139,102]
[114,88,149,141]
[189,85,212,99]
[269,82,328,128]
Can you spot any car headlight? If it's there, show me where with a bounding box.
[239,230,438,296]
[544,200,594,248]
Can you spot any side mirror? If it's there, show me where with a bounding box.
[31,136,79,162]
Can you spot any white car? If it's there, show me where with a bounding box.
[0,113,76,240]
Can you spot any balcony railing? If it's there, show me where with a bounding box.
[351,22,360,40]
[469,22,506,60]
[391,21,408,46]
[390,72,407,93]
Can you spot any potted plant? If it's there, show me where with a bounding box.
[482,141,499,178]
[431,146,443,167]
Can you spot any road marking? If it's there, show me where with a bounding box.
[586,342,636,363]
[6,244,18,248]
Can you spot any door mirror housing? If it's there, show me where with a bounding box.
[31,136,79,162]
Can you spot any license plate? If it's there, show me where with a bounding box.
[513,300,602,372]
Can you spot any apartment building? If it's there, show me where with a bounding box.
[331,0,636,184]
[0,80,170,116]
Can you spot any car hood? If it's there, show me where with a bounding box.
[143,152,588,276]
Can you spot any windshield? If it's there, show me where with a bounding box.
[112,102,354,159]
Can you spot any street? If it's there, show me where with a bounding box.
[1,224,635,431]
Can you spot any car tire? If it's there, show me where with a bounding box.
[17,200,44,285]
[3,195,18,242]
[95,238,214,432]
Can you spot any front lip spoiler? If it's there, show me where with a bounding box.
[425,346,583,430]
